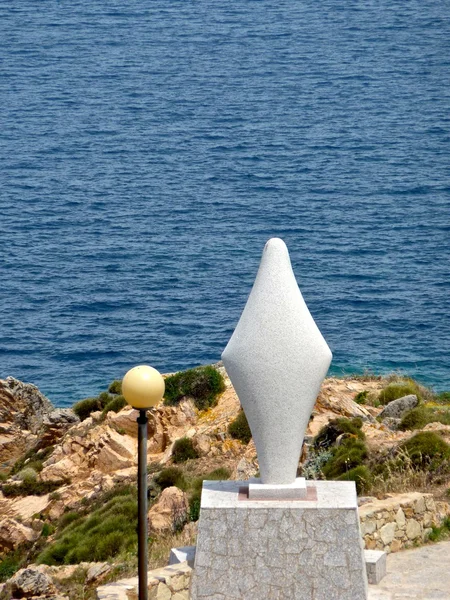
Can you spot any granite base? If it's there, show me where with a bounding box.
[190,480,368,600]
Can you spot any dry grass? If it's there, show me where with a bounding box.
[368,448,449,497]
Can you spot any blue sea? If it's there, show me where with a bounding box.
[1,1,449,407]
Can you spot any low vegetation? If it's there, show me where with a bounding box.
[400,432,450,470]
[1,478,70,498]
[377,377,428,405]
[108,380,122,395]
[163,365,225,410]
[38,486,138,565]
[10,445,54,476]
[2,371,450,595]
[154,467,187,491]
[73,380,128,421]
[427,516,450,542]
[172,437,199,463]
[228,410,252,444]
[399,405,450,431]
[313,417,365,451]
[101,395,127,417]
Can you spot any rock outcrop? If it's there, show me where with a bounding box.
[379,394,419,420]
[0,518,40,553]
[7,568,56,598]
[0,377,78,470]
[148,487,189,535]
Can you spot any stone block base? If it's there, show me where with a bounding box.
[364,550,386,585]
[248,477,307,500]
[191,480,368,600]
[169,546,196,568]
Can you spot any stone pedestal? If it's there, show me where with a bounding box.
[190,480,368,600]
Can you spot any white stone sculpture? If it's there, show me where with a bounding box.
[222,238,332,485]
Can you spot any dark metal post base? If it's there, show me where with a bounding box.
[137,409,148,600]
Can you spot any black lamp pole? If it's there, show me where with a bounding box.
[137,409,148,600]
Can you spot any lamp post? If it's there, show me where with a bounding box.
[122,365,165,600]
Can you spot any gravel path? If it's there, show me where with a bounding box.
[368,541,450,599]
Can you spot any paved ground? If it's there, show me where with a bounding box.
[96,542,450,599]
[368,541,450,600]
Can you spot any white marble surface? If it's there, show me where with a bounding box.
[222,238,332,484]
[200,479,358,510]
[248,477,307,499]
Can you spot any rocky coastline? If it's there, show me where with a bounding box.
[1,366,450,599]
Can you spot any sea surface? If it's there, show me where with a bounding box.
[1,1,449,407]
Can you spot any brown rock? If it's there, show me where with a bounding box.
[8,567,55,597]
[315,381,375,421]
[406,519,421,540]
[0,377,55,468]
[0,518,39,552]
[192,434,211,457]
[390,538,402,553]
[148,487,189,535]
[40,409,80,447]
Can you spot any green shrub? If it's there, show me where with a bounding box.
[72,397,101,421]
[172,438,199,463]
[322,438,368,479]
[206,467,231,480]
[354,391,369,405]
[189,489,202,522]
[400,432,450,470]
[436,391,450,404]
[301,449,334,479]
[1,479,69,497]
[337,465,372,494]
[186,466,231,522]
[98,391,113,406]
[0,547,25,582]
[11,446,54,476]
[154,467,187,491]
[228,411,252,444]
[399,405,450,431]
[378,381,421,405]
[164,366,225,410]
[38,486,137,565]
[427,516,450,542]
[73,391,116,421]
[314,417,364,451]
[57,512,82,532]
[108,380,123,395]
[101,395,127,417]
[41,523,55,537]
[17,467,38,483]
[399,406,431,431]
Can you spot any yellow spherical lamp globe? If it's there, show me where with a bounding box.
[122,365,165,410]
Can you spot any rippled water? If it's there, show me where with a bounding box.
[1,1,449,407]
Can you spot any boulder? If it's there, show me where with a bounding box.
[8,567,55,597]
[148,487,189,535]
[40,409,80,446]
[192,434,211,457]
[107,408,166,453]
[0,518,39,552]
[379,395,419,419]
[382,417,402,430]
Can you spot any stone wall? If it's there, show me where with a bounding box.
[359,492,450,553]
[96,562,192,600]
[94,492,450,599]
